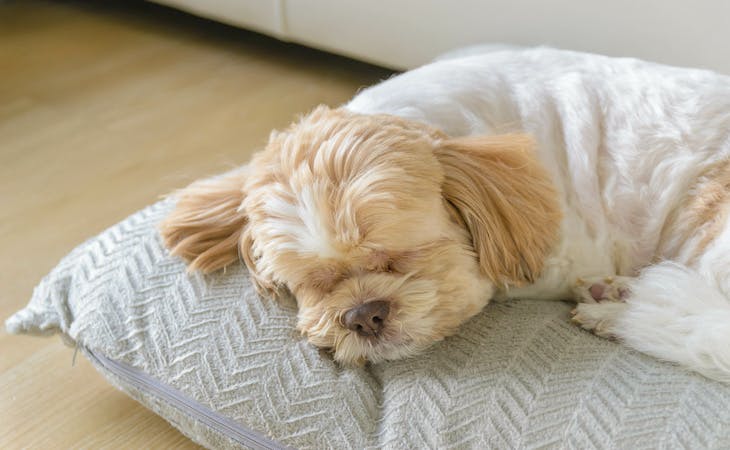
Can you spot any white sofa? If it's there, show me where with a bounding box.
[153,0,730,73]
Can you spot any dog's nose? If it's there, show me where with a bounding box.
[343,300,390,337]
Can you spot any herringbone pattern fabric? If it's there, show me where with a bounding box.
[7,201,730,449]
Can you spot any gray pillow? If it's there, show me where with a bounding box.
[7,199,730,449]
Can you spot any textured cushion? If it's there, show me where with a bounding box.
[7,199,730,449]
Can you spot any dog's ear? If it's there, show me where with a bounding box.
[434,134,561,286]
[160,168,249,274]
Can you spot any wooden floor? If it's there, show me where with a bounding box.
[0,1,391,447]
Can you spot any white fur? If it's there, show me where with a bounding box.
[347,47,730,381]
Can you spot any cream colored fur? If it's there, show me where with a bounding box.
[163,48,730,381]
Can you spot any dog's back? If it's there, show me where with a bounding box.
[348,47,730,291]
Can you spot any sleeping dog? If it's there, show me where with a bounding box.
[162,47,730,382]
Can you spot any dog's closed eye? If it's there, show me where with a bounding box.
[365,250,404,274]
[306,265,347,292]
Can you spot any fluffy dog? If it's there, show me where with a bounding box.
[161,47,730,381]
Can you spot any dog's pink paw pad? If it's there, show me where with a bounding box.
[573,276,632,304]
[589,283,605,301]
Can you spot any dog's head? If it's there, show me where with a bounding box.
[162,106,560,365]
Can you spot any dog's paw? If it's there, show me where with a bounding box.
[572,276,631,304]
[570,302,627,339]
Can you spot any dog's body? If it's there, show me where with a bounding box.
[350,47,730,297]
[163,48,730,381]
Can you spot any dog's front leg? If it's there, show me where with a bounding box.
[569,262,730,382]
[570,275,631,338]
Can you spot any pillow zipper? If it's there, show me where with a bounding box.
[85,348,290,450]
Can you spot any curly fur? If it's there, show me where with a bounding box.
[162,47,730,380]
